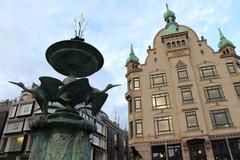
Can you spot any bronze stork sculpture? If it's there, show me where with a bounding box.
[9,76,63,116]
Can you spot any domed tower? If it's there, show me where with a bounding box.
[218,28,239,59]
[125,44,140,75]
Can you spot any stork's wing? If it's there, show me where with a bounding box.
[58,78,91,101]
[92,93,108,116]
[39,76,63,100]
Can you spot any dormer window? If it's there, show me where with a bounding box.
[177,41,181,47]
[167,42,171,48]
[172,42,176,48]
[226,49,229,53]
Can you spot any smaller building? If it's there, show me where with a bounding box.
[0,90,128,160]
[78,106,129,160]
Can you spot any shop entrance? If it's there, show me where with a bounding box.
[187,139,207,160]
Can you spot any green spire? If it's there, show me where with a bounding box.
[218,28,234,49]
[126,44,139,64]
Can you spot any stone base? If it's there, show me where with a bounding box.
[29,109,96,160]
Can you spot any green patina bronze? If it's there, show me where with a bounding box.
[10,33,120,159]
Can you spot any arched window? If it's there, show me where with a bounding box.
[167,42,171,48]
[226,49,229,53]
[177,41,181,47]
[181,40,186,46]
[172,42,176,48]
[223,51,226,55]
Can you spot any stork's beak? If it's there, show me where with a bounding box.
[113,84,121,87]
[9,81,18,85]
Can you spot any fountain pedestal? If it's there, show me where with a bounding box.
[29,110,96,160]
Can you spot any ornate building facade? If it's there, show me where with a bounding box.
[125,5,240,160]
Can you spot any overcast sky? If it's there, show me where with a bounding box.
[0,0,239,128]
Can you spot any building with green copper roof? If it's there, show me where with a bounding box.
[125,3,240,160]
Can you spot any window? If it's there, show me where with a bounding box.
[234,82,240,96]
[23,118,32,131]
[152,93,170,109]
[135,120,143,137]
[210,109,233,129]
[129,121,133,138]
[134,97,141,112]
[181,40,186,46]
[185,111,199,130]
[34,102,42,114]
[237,63,240,72]
[172,42,176,48]
[127,79,132,90]
[133,77,140,90]
[26,135,34,152]
[96,122,104,135]
[177,68,188,81]
[226,63,236,74]
[229,138,240,159]
[167,144,183,160]
[4,121,24,134]
[211,140,231,160]
[150,73,167,87]
[5,136,24,152]
[154,116,173,135]
[181,88,193,104]
[17,103,33,116]
[0,137,7,153]
[176,41,181,47]
[8,106,17,118]
[199,65,218,80]
[204,85,225,102]
[167,42,171,48]
[92,135,101,147]
[114,134,118,145]
[128,99,132,113]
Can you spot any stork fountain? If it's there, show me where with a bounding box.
[10,21,119,160]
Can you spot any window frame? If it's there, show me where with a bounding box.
[154,116,174,135]
[134,97,141,112]
[152,93,170,109]
[204,85,225,103]
[226,62,236,74]
[177,68,188,81]
[135,119,143,137]
[4,121,24,134]
[210,109,234,129]
[17,103,33,116]
[8,105,17,118]
[150,73,167,87]
[181,88,193,104]
[198,65,218,80]
[133,77,140,90]
[4,136,25,152]
[185,111,199,130]
[234,82,240,96]
[129,121,133,139]
[128,99,132,113]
